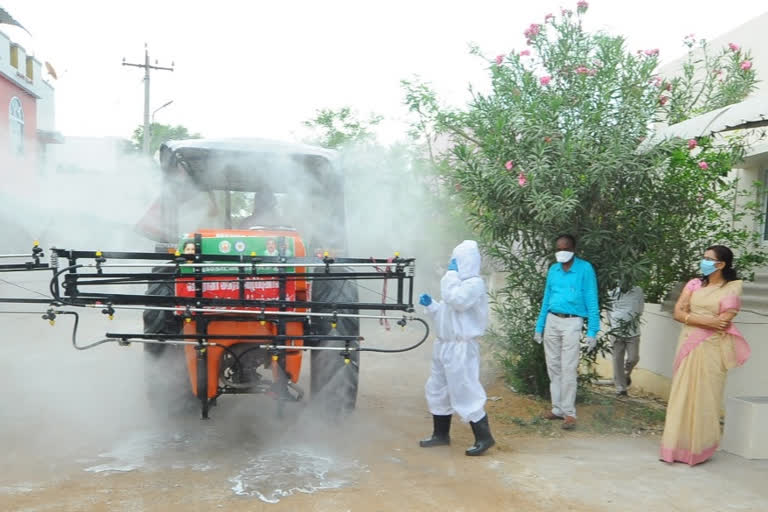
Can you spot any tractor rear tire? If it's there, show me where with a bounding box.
[310,267,360,414]
[142,266,197,416]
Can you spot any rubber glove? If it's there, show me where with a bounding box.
[534,332,543,344]
[585,336,597,351]
[447,258,458,272]
[419,293,433,307]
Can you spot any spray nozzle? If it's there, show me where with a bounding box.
[174,251,188,266]
[397,316,407,329]
[101,304,115,320]
[322,252,333,273]
[330,311,338,330]
[342,340,351,364]
[259,308,267,326]
[95,250,106,274]
[42,308,56,326]
[183,306,193,324]
[32,240,43,263]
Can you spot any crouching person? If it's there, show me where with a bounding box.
[418,240,495,456]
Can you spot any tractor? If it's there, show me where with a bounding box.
[0,138,424,419]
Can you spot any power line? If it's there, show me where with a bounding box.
[0,278,50,298]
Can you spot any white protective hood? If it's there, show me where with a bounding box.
[452,240,481,281]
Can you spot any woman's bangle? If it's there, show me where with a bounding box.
[685,314,690,325]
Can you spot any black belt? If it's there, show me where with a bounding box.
[550,312,581,319]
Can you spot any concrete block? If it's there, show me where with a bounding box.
[721,396,768,459]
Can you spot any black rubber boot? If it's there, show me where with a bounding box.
[466,415,495,456]
[419,414,452,447]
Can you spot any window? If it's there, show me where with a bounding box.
[25,57,34,80]
[10,45,18,68]
[9,97,24,156]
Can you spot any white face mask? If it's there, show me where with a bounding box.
[555,251,574,263]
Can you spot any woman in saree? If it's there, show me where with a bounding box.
[660,245,751,466]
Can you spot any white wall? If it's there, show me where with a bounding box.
[36,80,55,132]
[627,303,768,400]
[657,12,768,96]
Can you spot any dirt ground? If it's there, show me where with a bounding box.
[1,281,767,511]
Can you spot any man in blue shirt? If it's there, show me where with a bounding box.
[534,234,599,430]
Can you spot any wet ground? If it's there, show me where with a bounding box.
[2,272,768,511]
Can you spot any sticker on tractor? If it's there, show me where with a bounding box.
[218,240,232,253]
[234,241,246,253]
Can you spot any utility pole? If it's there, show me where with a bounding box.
[123,44,174,155]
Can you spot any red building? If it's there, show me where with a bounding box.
[0,9,58,194]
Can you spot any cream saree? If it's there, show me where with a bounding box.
[660,279,751,466]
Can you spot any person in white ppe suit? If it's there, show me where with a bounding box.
[418,240,495,456]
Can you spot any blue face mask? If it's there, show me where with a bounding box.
[700,259,718,276]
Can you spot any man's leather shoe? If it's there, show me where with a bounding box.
[562,416,577,430]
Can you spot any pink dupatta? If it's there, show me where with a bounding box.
[673,279,751,373]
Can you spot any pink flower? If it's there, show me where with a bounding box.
[644,48,660,57]
[665,82,672,91]
[540,75,551,86]
[688,139,697,150]
[698,161,709,170]
[577,0,589,12]
[520,50,531,57]
[505,160,514,170]
[545,13,554,21]
[544,136,552,143]
[741,60,752,70]
[696,194,704,202]
[729,42,740,52]
[560,8,573,16]
[518,172,528,186]
[524,23,541,40]
[495,54,504,65]
[575,66,589,74]
[651,77,662,87]
[659,96,668,106]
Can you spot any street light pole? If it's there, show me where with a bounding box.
[152,100,174,124]
[150,100,174,142]
[122,44,174,155]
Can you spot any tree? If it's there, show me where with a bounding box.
[304,107,383,149]
[131,123,202,155]
[403,2,766,396]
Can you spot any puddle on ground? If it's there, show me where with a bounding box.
[83,429,220,474]
[229,448,367,504]
[79,429,367,503]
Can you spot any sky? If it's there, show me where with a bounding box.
[2,0,767,144]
